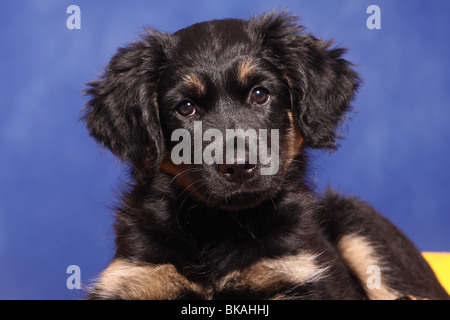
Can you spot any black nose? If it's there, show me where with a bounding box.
[217,162,256,184]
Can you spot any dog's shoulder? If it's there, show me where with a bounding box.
[319,189,449,299]
[319,189,387,239]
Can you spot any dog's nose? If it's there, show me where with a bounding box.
[217,163,256,184]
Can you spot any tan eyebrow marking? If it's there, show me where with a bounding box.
[183,73,206,95]
[237,58,256,87]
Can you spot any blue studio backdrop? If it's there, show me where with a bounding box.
[0,0,449,299]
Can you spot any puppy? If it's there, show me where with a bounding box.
[83,12,449,299]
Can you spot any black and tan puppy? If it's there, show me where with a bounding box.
[83,12,448,299]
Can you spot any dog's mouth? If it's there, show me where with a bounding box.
[190,183,278,211]
[176,163,283,211]
[214,187,280,211]
[160,119,292,210]
[160,148,286,211]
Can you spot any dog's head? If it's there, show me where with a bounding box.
[83,12,360,210]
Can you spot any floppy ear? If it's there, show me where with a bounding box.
[250,12,361,150]
[83,30,169,169]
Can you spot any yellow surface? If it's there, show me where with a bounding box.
[423,252,450,295]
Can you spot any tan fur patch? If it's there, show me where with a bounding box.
[183,73,206,95]
[237,59,256,87]
[92,259,206,299]
[278,110,304,176]
[286,110,303,160]
[92,253,328,299]
[159,154,216,206]
[216,252,328,297]
[337,234,399,300]
[159,153,192,182]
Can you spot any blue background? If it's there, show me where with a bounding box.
[0,0,449,299]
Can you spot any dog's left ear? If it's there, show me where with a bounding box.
[250,12,361,151]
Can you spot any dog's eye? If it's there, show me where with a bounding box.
[250,87,270,105]
[177,101,196,117]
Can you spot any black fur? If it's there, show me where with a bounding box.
[83,12,448,300]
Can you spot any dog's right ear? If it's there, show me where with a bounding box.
[83,29,170,170]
